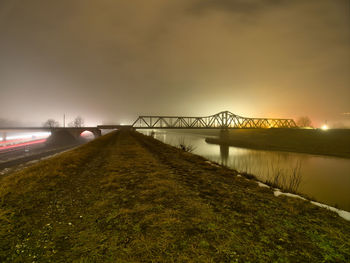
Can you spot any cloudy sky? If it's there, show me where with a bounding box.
[0,0,349,127]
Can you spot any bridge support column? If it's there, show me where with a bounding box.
[219,129,229,140]
[220,144,229,166]
[219,129,230,166]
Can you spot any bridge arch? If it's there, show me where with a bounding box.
[79,129,101,139]
[69,128,101,139]
[49,128,101,141]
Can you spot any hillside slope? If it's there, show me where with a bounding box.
[0,131,349,262]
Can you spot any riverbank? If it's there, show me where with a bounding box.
[0,131,349,262]
[206,128,350,158]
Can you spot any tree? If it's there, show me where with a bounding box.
[43,119,60,128]
[71,116,84,127]
[297,116,312,127]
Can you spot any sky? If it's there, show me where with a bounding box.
[0,0,349,127]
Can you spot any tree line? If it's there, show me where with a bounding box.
[43,116,84,128]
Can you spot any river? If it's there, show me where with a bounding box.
[139,130,350,211]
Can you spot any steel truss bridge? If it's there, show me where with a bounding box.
[132,111,297,129]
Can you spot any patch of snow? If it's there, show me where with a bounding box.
[274,190,306,200]
[310,201,350,221]
[257,182,269,188]
[26,160,39,165]
[273,189,350,221]
[204,160,220,168]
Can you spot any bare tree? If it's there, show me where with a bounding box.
[43,119,60,128]
[297,116,312,127]
[72,116,84,127]
[178,137,196,153]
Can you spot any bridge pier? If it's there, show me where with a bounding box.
[219,128,229,140]
[220,144,229,166]
[218,129,229,166]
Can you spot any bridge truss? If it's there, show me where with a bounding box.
[132,111,297,129]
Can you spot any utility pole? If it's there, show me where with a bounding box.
[63,114,66,128]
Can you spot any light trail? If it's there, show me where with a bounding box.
[0,138,27,145]
[0,139,47,151]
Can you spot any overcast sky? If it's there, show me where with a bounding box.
[0,0,349,127]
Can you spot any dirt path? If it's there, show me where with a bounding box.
[0,131,349,262]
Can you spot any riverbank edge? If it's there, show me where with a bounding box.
[160,137,350,219]
[205,137,350,159]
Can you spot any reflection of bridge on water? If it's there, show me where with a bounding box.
[220,144,229,166]
[1,111,297,142]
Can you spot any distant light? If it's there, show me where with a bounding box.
[81,131,94,137]
[321,124,328,130]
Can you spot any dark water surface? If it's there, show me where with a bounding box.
[140,130,350,211]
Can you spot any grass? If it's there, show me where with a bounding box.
[0,130,349,262]
[228,155,303,194]
[205,128,350,158]
[177,137,197,153]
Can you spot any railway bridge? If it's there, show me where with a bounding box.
[132,111,297,129]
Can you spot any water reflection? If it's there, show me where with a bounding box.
[140,130,350,211]
[219,144,229,166]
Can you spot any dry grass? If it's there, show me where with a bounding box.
[0,130,349,262]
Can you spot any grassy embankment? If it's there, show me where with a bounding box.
[0,131,349,262]
[205,128,350,158]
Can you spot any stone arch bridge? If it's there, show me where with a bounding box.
[0,127,102,142]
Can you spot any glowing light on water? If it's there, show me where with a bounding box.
[321,124,328,130]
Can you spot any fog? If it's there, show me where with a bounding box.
[0,0,349,127]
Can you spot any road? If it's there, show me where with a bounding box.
[0,139,82,171]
